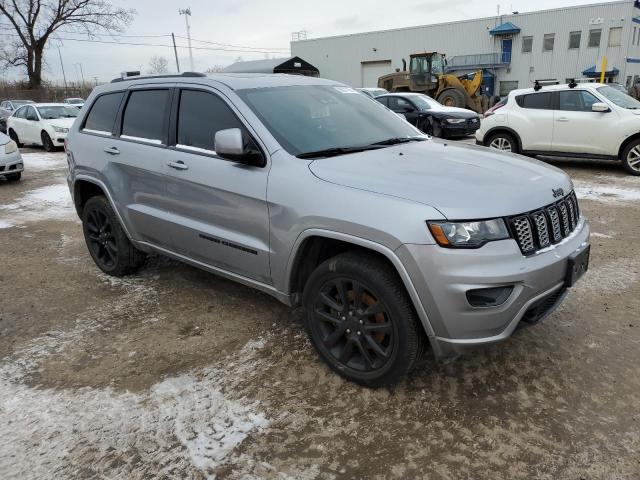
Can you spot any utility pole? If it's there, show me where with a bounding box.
[78,63,86,86]
[58,47,68,95]
[179,8,195,71]
[172,33,181,72]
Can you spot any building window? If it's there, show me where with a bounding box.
[608,27,622,47]
[522,36,533,53]
[588,29,602,47]
[543,34,555,51]
[499,81,519,96]
[568,31,581,49]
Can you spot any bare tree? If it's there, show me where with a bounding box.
[0,1,135,88]
[204,65,225,74]
[148,55,168,74]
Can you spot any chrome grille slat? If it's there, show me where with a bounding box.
[509,192,581,255]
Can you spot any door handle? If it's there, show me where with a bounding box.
[103,146,120,155]
[556,117,569,122]
[168,160,189,171]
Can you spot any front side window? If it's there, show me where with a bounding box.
[608,27,622,47]
[558,90,599,111]
[121,89,169,143]
[569,31,581,49]
[588,29,602,47]
[177,90,247,152]
[522,36,533,53]
[237,85,421,156]
[36,106,78,120]
[543,34,555,52]
[389,97,414,112]
[516,92,553,110]
[84,92,124,134]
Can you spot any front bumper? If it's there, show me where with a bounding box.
[0,149,23,176]
[397,217,590,358]
[442,122,480,137]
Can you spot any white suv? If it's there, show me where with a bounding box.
[475,82,640,175]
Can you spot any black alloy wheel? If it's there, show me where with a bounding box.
[311,277,395,373]
[85,206,118,270]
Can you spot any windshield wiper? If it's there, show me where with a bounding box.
[296,145,385,159]
[370,136,427,146]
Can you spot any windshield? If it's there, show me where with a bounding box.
[36,105,79,119]
[430,55,445,76]
[13,100,33,107]
[237,85,422,156]
[410,95,440,111]
[597,86,640,109]
[67,98,84,104]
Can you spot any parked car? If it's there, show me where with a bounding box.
[0,99,34,133]
[66,73,590,387]
[476,82,640,175]
[0,131,23,182]
[376,93,481,138]
[357,88,389,99]
[7,103,78,151]
[64,97,85,109]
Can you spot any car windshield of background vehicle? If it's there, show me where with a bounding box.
[13,100,33,107]
[237,85,422,156]
[597,86,640,109]
[409,95,440,111]
[37,106,79,119]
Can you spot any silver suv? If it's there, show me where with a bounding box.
[66,73,591,387]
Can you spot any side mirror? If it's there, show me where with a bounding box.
[592,102,610,113]
[214,128,263,166]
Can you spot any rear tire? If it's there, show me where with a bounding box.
[8,129,22,148]
[437,88,466,108]
[81,196,146,276]
[5,172,21,182]
[302,251,426,387]
[621,139,640,176]
[41,131,55,152]
[486,131,519,154]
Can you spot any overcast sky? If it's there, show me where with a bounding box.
[0,0,621,84]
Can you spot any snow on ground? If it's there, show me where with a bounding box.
[574,179,640,203]
[0,272,269,479]
[0,183,74,228]
[21,151,68,171]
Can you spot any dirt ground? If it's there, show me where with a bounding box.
[1,144,639,480]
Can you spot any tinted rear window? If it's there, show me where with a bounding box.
[516,92,553,109]
[121,89,169,142]
[177,90,245,151]
[84,92,124,133]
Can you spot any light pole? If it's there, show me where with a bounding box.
[179,8,195,71]
[57,47,68,95]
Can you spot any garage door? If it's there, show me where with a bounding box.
[361,61,393,87]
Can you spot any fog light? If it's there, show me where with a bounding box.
[466,286,513,307]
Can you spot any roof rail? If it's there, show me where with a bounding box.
[533,79,560,91]
[110,71,207,83]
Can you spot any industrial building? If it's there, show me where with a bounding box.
[291,0,640,97]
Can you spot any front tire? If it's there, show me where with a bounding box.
[302,251,426,387]
[41,131,55,152]
[82,196,146,276]
[621,139,640,176]
[486,132,519,154]
[8,129,22,148]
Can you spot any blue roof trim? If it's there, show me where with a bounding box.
[627,57,640,64]
[582,65,620,77]
[489,22,521,36]
[633,17,640,24]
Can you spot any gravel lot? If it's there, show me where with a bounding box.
[1,144,639,479]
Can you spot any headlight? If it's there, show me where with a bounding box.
[52,126,69,133]
[4,140,17,154]
[445,118,467,124]
[428,219,510,248]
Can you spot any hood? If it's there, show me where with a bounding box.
[308,140,572,219]
[44,117,77,129]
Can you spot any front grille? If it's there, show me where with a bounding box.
[508,191,581,255]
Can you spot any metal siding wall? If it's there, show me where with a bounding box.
[291,1,637,90]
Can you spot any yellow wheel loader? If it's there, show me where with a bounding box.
[378,52,488,113]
